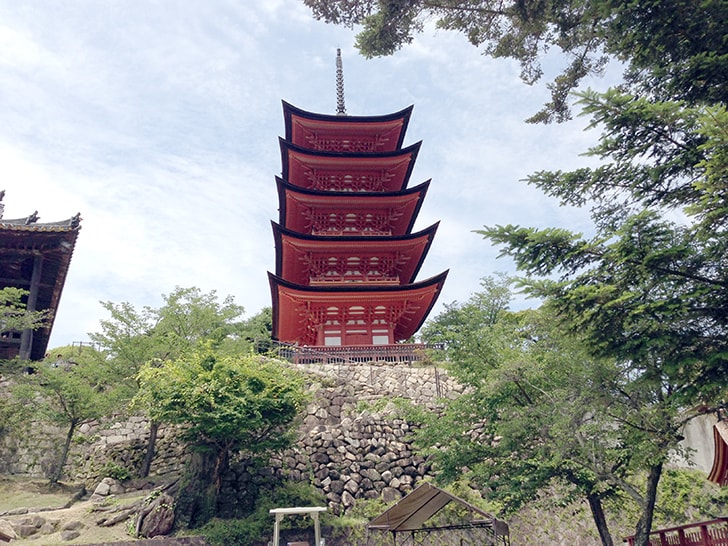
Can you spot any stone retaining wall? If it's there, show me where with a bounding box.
[0,361,461,514]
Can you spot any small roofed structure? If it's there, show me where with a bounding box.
[0,193,81,360]
[269,506,326,546]
[368,482,510,546]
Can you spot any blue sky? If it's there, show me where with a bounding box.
[0,1,611,348]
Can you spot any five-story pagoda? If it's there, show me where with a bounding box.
[269,51,447,354]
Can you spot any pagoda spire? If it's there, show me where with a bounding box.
[335,48,346,116]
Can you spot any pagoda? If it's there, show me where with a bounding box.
[269,50,447,350]
[0,192,81,360]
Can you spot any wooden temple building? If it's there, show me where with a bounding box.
[268,50,447,355]
[0,192,81,361]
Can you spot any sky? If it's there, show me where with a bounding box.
[0,1,614,348]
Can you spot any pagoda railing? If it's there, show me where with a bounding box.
[623,518,728,546]
[270,341,442,365]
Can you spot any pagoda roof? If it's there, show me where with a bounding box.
[0,211,81,360]
[282,100,413,153]
[276,177,430,236]
[269,270,448,345]
[280,138,421,192]
[272,221,439,286]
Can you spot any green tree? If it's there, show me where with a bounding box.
[303,0,727,121]
[240,306,273,353]
[420,280,619,544]
[478,93,728,545]
[12,345,118,485]
[420,275,511,369]
[89,286,249,477]
[135,349,307,528]
[0,287,49,349]
[419,279,708,545]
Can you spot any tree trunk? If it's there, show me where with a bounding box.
[174,444,228,529]
[587,492,614,546]
[50,420,77,485]
[139,420,159,478]
[633,462,663,546]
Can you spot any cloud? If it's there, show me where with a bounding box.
[0,0,613,348]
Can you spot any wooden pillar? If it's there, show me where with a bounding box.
[19,254,42,360]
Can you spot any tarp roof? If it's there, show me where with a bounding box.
[368,482,508,538]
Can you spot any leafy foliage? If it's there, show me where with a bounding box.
[136,349,307,527]
[200,481,326,545]
[10,345,121,483]
[303,0,727,121]
[89,287,268,478]
[475,78,727,546]
[0,286,48,338]
[136,350,307,454]
[416,276,721,545]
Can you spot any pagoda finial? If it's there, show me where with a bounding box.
[336,48,347,116]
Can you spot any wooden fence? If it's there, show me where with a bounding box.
[624,518,728,546]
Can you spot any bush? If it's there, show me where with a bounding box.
[101,461,132,482]
[201,481,327,546]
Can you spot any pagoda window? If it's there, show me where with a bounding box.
[321,306,343,346]
[344,213,358,232]
[345,257,362,277]
[372,328,392,345]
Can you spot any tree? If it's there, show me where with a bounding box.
[477,92,728,545]
[89,286,249,477]
[0,287,48,342]
[11,345,118,485]
[419,280,620,543]
[420,275,511,370]
[419,279,704,545]
[302,0,728,121]
[240,307,273,353]
[134,349,308,528]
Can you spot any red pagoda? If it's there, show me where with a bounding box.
[269,50,447,351]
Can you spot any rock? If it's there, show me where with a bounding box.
[62,519,85,531]
[39,521,57,534]
[139,493,175,538]
[92,481,111,497]
[0,519,18,541]
[14,524,38,538]
[61,529,81,541]
[381,487,401,503]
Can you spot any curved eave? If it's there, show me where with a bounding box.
[708,421,728,486]
[269,270,448,343]
[0,216,81,231]
[280,138,421,193]
[283,100,413,152]
[0,221,82,360]
[276,177,430,236]
[272,221,439,285]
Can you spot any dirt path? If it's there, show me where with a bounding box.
[0,477,202,545]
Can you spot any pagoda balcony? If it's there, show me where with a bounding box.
[311,229,393,237]
[623,518,728,546]
[309,274,401,285]
[272,341,442,365]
